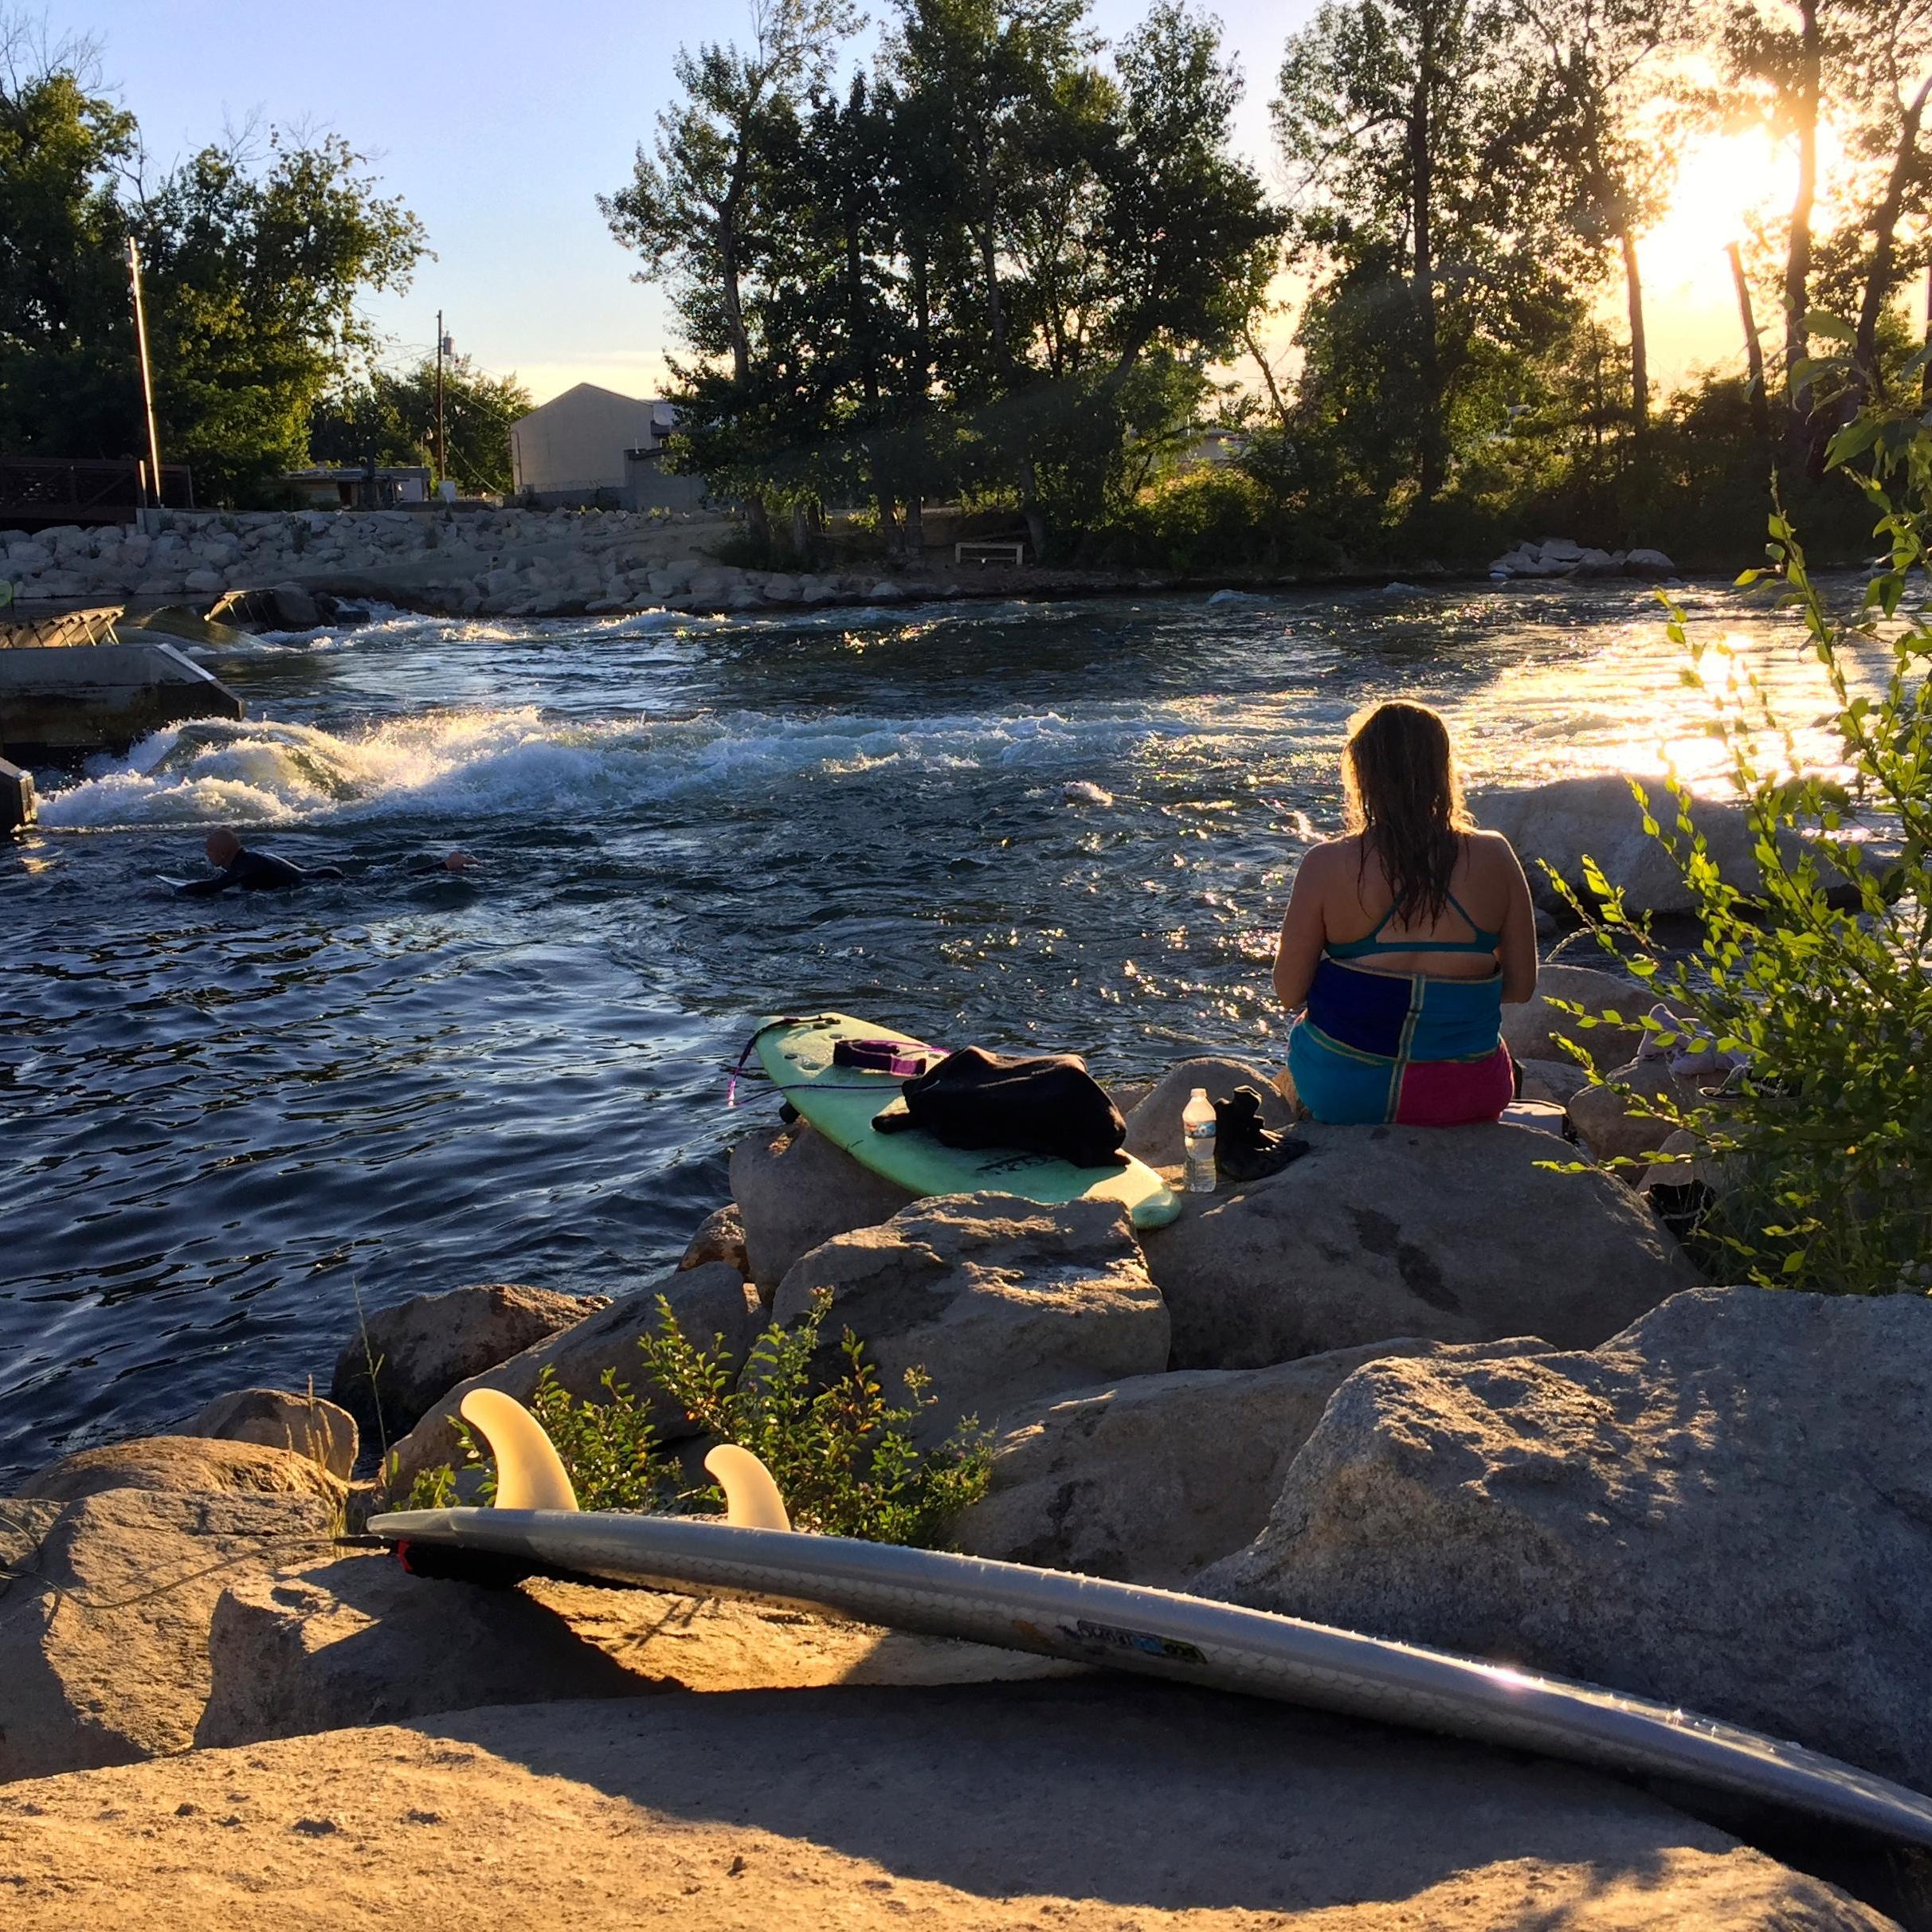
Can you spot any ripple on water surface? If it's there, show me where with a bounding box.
[0,581,1883,1481]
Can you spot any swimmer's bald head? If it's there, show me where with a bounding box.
[206,828,242,868]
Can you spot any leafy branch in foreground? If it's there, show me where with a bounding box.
[1550,390,1932,1295]
[406,1289,990,1545]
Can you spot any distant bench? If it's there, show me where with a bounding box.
[954,540,1026,567]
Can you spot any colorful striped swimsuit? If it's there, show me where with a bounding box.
[1287,891,1515,1127]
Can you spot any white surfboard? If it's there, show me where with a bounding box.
[368,1409,1932,1852]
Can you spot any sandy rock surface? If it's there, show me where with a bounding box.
[1142,1121,1698,1369]
[731,1118,919,1293]
[170,1389,358,1481]
[1202,1285,1932,1793]
[0,1488,342,1782]
[0,1682,1891,1930]
[948,1336,1546,1585]
[328,1280,604,1441]
[772,1194,1170,1441]
[383,1263,758,1490]
[197,1548,1070,1748]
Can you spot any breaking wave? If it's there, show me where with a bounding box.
[33,701,1212,829]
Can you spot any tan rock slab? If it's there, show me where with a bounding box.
[0,1683,1891,1930]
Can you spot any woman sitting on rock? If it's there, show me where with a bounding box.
[1272,700,1538,1125]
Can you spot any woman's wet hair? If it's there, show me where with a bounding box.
[1342,700,1472,924]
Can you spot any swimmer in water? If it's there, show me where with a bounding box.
[175,827,344,895]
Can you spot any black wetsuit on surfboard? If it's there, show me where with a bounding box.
[175,848,343,895]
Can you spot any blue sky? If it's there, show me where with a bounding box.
[59,0,1315,406]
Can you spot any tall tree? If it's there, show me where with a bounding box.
[1509,0,1683,446]
[0,25,138,457]
[1274,0,1575,502]
[137,131,426,501]
[600,0,856,387]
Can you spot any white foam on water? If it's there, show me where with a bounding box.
[33,700,1213,830]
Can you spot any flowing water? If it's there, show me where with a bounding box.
[0,578,1887,1483]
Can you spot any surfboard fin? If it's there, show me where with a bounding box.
[705,1444,791,1530]
[459,1389,579,1512]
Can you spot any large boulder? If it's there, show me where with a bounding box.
[1472,774,1832,918]
[1142,1122,1699,1370]
[0,1685,1890,1930]
[1516,1055,1591,1107]
[1500,961,1648,1070]
[679,1203,748,1276]
[15,1435,347,1511]
[1202,1285,1932,1795]
[731,1119,916,1295]
[384,1264,760,1491]
[1122,1056,1298,1168]
[329,1282,604,1440]
[0,1487,342,1782]
[1566,1059,1687,1167]
[170,1388,357,1480]
[772,1195,1170,1442]
[948,1337,1546,1585]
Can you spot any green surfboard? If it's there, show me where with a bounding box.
[752,1012,1181,1230]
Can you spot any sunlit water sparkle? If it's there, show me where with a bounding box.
[0,578,1889,1482]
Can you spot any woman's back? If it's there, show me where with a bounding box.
[1270,699,1538,1127]
[1315,831,1522,983]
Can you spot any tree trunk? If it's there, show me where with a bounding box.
[1409,57,1445,503]
[977,224,1005,370]
[1853,74,1932,398]
[1243,321,1289,425]
[1620,226,1649,447]
[1781,0,1820,445]
[1729,241,1771,444]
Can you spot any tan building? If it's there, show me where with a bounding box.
[509,383,676,500]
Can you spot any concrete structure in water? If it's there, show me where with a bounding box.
[0,609,245,766]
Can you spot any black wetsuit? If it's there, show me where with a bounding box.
[177,849,341,895]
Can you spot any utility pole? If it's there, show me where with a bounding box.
[127,237,164,511]
[435,310,447,486]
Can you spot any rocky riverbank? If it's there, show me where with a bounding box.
[4,976,1928,1925]
[2,761,1918,1926]
[2,507,1683,623]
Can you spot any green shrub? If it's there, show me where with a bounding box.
[1553,394,1931,1295]
[404,1288,991,1545]
[637,1288,991,1545]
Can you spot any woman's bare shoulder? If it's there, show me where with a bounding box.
[1295,837,1357,880]
[1464,827,1522,866]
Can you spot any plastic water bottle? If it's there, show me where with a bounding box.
[1182,1087,1217,1194]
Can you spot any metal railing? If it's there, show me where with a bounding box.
[0,456,195,527]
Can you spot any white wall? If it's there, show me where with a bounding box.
[510,384,668,494]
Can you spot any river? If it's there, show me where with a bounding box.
[0,578,1873,1484]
